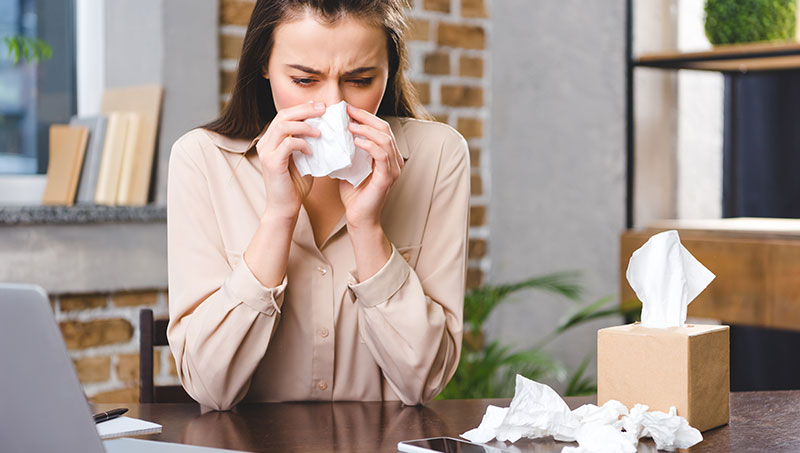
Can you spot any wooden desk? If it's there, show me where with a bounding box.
[95,391,800,452]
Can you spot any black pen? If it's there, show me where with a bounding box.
[93,407,128,424]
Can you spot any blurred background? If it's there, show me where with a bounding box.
[2,0,799,403]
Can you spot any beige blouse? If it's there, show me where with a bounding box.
[166,116,470,411]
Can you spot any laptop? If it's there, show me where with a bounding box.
[0,283,247,453]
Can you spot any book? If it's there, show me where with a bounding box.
[95,112,133,205]
[95,416,162,440]
[42,125,89,206]
[101,85,164,206]
[116,113,143,205]
[70,115,108,205]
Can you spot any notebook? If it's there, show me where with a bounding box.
[96,416,162,440]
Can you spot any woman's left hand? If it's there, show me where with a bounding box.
[340,104,404,229]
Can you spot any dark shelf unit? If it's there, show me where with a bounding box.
[624,0,800,228]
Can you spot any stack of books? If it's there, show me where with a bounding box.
[42,85,163,206]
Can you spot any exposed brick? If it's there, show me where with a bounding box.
[220,34,244,60]
[437,23,486,49]
[471,174,482,195]
[470,205,486,227]
[221,70,237,95]
[461,0,488,18]
[441,85,483,107]
[89,387,139,404]
[60,318,133,350]
[423,0,450,13]
[469,147,480,167]
[161,347,178,377]
[459,56,483,78]
[433,113,449,124]
[113,291,158,307]
[457,117,483,139]
[73,356,111,383]
[408,18,431,41]
[424,52,451,75]
[60,294,107,312]
[469,239,487,259]
[220,0,254,26]
[466,268,484,290]
[411,81,431,105]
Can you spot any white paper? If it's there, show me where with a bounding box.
[292,100,373,187]
[626,229,715,328]
[461,375,703,451]
[96,416,162,440]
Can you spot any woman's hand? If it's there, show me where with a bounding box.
[340,104,404,230]
[256,101,325,221]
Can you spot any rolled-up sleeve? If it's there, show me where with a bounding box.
[348,132,469,405]
[166,134,286,410]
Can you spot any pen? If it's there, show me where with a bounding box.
[93,407,128,424]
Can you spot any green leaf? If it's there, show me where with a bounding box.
[565,355,597,397]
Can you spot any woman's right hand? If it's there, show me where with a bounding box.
[256,100,325,220]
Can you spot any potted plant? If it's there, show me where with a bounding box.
[704,0,797,45]
[437,272,641,399]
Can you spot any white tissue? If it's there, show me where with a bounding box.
[626,230,715,328]
[494,375,581,443]
[638,406,703,451]
[561,424,636,453]
[461,405,508,444]
[461,375,703,450]
[292,100,373,187]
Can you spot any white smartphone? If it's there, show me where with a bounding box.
[397,437,511,453]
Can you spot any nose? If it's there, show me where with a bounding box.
[320,80,344,107]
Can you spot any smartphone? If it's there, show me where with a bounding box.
[397,437,511,453]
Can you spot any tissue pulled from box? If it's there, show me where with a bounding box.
[626,229,715,328]
[461,375,702,451]
[292,100,373,187]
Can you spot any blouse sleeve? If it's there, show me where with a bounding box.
[166,134,287,410]
[348,131,469,405]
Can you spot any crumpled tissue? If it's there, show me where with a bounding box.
[292,100,373,187]
[461,375,702,452]
[626,229,715,328]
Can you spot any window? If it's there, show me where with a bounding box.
[0,0,77,175]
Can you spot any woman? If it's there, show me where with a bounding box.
[167,0,470,411]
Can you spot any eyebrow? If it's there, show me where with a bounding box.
[287,64,377,76]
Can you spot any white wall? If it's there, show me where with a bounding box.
[488,0,626,391]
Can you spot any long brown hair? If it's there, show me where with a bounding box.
[203,0,429,139]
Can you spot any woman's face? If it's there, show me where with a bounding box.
[266,13,390,115]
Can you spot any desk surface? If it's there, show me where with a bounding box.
[95,391,800,452]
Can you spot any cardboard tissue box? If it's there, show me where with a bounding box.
[599,230,730,432]
[597,322,730,432]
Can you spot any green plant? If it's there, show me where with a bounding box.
[437,272,641,400]
[3,35,53,65]
[704,0,797,45]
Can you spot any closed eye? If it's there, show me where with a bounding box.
[348,78,373,86]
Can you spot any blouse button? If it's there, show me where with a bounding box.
[315,266,328,275]
[318,381,328,391]
[319,327,330,338]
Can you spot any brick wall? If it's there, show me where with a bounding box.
[60,0,491,403]
[220,0,491,289]
[53,290,178,403]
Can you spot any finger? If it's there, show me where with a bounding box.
[348,122,393,151]
[276,100,327,122]
[259,121,319,156]
[266,136,311,172]
[274,120,321,139]
[346,104,391,133]
[354,136,397,181]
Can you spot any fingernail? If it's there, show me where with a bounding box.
[314,102,325,111]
